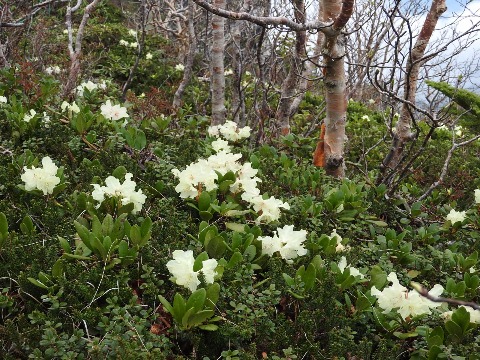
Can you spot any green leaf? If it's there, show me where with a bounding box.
[225,223,246,232]
[205,235,227,258]
[90,235,107,259]
[452,306,470,331]
[193,252,209,272]
[51,259,64,279]
[58,236,72,254]
[445,320,463,339]
[0,212,9,237]
[205,283,220,310]
[393,331,418,339]
[282,273,295,286]
[62,253,92,261]
[101,214,114,236]
[243,245,256,262]
[302,263,316,290]
[172,293,187,323]
[198,191,211,212]
[112,166,127,180]
[186,309,214,328]
[158,295,174,315]
[20,215,34,235]
[27,277,49,290]
[226,251,243,269]
[129,225,142,246]
[186,288,207,313]
[199,210,213,221]
[370,265,388,289]
[181,307,196,328]
[140,217,152,239]
[198,324,218,331]
[74,220,93,250]
[366,220,388,227]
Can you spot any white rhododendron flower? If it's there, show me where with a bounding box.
[206,151,242,175]
[0,95,7,103]
[119,39,129,46]
[21,156,61,195]
[128,29,137,37]
[248,195,290,224]
[166,250,217,292]
[23,109,37,122]
[442,306,480,324]
[76,80,98,96]
[45,65,61,75]
[368,99,375,104]
[361,115,370,121]
[129,42,138,48]
[371,272,444,320]
[474,189,480,204]
[172,159,218,199]
[146,52,153,60]
[61,101,80,114]
[258,225,307,263]
[230,162,261,194]
[446,209,466,224]
[337,257,364,279]
[329,229,348,252]
[211,138,231,153]
[224,69,233,76]
[175,63,185,71]
[100,100,129,121]
[208,120,251,142]
[91,173,146,214]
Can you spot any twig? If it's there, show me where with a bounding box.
[411,282,480,311]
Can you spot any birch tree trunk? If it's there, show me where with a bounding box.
[210,0,226,126]
[319,0,352,178]
[379,0,447,179]
[173,0,197,109]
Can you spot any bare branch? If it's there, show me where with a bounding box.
[412,282,480,311]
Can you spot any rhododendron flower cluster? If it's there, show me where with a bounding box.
[446,209,466,224]
[23,109,37,123]
[100,100,129,121]
[0,95,7,103]
[475,189,480,204]
[166,250,217,292]
[208,120,251,142]
[258,225,307,262]
[173,121,289,223]
[91,173,146,214]
[61,101,80,114]
[76,80,106,96]
[371,272,444,320]
[21,156,60,195]
[45,65,61,75]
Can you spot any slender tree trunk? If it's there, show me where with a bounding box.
[379,0,447,179]
[229,0,251,126]
[211,0,226,125]
[173,0,197,109]
[62,0,101,98]
[319,0,352,178]
[274,0,306,137]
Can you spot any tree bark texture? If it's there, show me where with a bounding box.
[210,0,226,126]
[380,0,447,179]
[319,0,353,178]
[274,0,306,136]
[173,0,197,109]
